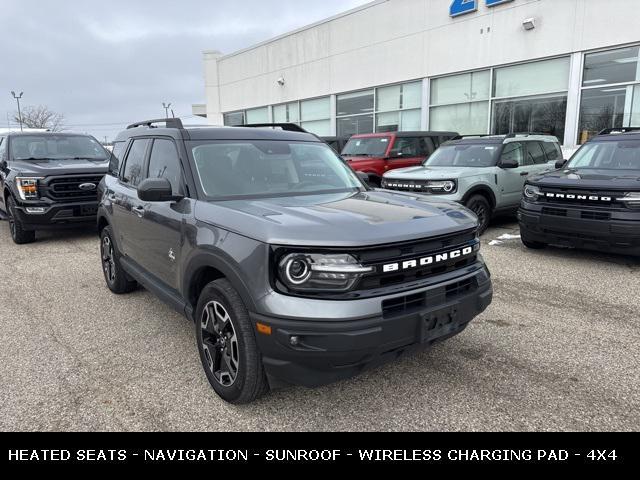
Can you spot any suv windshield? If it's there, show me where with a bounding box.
[567,140,640,170]
[10,135,108,161]
[190,140,363,199]
[342,137,390,157]
[425,144,499,167]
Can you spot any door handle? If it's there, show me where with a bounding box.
[520,172,529,176]
[132,206,145,217]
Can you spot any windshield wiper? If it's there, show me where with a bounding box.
[16,157,51,161]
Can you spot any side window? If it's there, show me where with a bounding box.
[147,139,183,195]
[0,137,6,162]
[500,142,524,166]
[109,141,127,176]
[121,139,149,187]
[542,141,561,161]
[390,137,419,158]
[526,141,546,165]
[417,137,435,157]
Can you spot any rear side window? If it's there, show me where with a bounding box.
[109,141,127,176]
[121,139,149,187]
[390,137,434,158]
[147,139,183,195]
[542,141,561,161]
[526,141,547,165]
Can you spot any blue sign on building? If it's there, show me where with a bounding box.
[450,0,514,18]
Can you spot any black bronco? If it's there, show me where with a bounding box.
[520,128,640,256]
[0,131,109,243]
[97,119,493,403]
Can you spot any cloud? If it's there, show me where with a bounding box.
[0,0,370,140]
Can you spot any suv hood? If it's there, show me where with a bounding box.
[529,168,640,190]
[195,190,477,247]
[9,158,109,176]
[384,166,479,180]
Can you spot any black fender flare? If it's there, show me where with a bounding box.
[182,250,257,318]
[461,185,497,210]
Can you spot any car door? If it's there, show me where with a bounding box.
[136,137,188,290]
[110,137,151,264]
[387,136,431,169]
[526,141,554,175]
[497,141,530,207]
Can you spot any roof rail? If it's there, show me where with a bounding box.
[451,134,499,140]
[597,127,640,135]
[126,118,184,130]
[510,132,553,137]
[239,123,309,133]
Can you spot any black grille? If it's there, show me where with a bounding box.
[541,207,567,217]
[581,211,611,221]
[356,230,479,291]
[539,187,623,209]
[382,278,476,317]
[44,175,103,201]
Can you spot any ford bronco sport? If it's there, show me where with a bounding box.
[381,134,562,233]
[97,119,493,404]
[520,128,640,256]
[0,132,109,244]
[341,131,458,187]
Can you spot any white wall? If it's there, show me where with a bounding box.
[204,0,640,123]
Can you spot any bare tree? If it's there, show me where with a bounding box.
[13,105,65,132]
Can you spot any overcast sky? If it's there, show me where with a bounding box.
[0,0,370,141]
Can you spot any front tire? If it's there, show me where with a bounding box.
[465,195,492,235]
[6,196,35,244]
[195,279,269,404]
[100,225,137,293]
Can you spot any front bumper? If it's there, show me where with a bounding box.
[251,265,492,388]
[13,201,99,230]
[518,201,640,256]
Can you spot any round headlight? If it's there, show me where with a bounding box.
[284,256,311,285]
[443,181,455,193]
[524,185,539,199]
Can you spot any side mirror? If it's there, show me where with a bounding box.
[0,160,6,170]
[555,159,568,169]
[499,158,519,169]
[137,177,183,202]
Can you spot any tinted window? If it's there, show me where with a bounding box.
[390,137,434,158]
[148,139,183,195]
[500,142,525,166]
[122,139,149,187]
[526,142,546,165]
[109,141,127,176]
[342,137,390,157]
[542,141,561,161]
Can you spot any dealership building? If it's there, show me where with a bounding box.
[194,0,640,147]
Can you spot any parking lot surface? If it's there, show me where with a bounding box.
[0,218,638,431]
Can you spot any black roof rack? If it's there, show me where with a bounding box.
[597,127,640,135]
[451,132,552,141]
[239,123,309,133]
[127,118,184,130]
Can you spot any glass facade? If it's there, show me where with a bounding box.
[578,46,640,143]
[220,46,640,146]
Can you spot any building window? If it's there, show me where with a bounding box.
[336,90,374,136]
[223,111,245,126]
[375,82,422,132]
[300,97,331,136]
[245,107,269,124]
[273,102,300,124]
[578,46,640,143]
[491,57,570,140]
[430,71,490,134]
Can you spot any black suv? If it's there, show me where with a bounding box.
[0,132,109,243]
[520,128,640,256]
[97,119,493,403]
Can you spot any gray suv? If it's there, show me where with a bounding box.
[97,119,493,404]
[381,134,563,233]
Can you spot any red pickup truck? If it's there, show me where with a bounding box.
[341,131,458,186]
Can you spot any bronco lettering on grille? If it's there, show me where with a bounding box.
[383,246,475,273]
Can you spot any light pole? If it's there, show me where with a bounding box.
[162,102,171,118]
[11,91,24,132]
